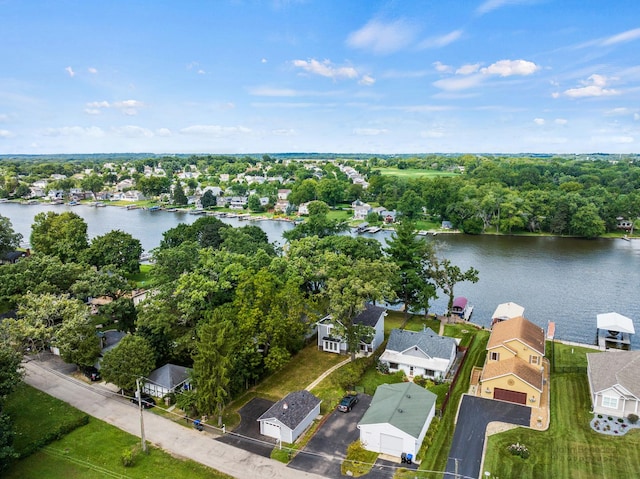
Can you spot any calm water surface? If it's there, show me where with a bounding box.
[2,202,639,348]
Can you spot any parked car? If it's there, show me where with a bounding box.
[81,366,101,381]
[337,394,358,412]
[131,393,156,409]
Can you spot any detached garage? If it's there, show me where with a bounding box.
[258,390,321,444]
[358,382,436,458]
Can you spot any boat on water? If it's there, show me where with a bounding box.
[147,205,161,211]
[366,226,382,234]
[354,222,369,234]
[126,205,139,210]
[67,200,79,206]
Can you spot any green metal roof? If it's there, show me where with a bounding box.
[358,382,437,438]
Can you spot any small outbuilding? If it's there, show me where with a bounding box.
[491,302,525,326]
[258,390,321,444]
[358,382,437,458]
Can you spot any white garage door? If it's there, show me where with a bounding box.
[380,433,404,457]
[261,421,281,439]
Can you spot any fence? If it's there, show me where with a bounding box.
[438,338,473,416]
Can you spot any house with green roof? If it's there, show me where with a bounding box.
[358,382,437,458]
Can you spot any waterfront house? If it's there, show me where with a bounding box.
[478,316,545,405]
[123,190,146,202]
[352,200,372,220]
[274,199,290,213]
[316,304,386,356]
[258,390,321,443]
[358,382,436,458]
[0,250,29,265]
[298,202,310,215]
[379,328,458,380]
[277,189,292,200]
[587,351,640,416]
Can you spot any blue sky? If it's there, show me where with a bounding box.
[1,0,639,155]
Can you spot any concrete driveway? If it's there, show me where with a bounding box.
[288,394,372,478]
[217,397,276,457]
[446,395,531,479]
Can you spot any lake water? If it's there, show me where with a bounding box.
[2,201,639,348]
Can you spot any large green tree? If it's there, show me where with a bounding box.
[83,230,143,274]
[432,258,479,318]
[0,216,22,258]
[283,201,347,241]
[30,211,89,262]
[100,335,156,392]
[54,315,101,367]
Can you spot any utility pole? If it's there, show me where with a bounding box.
[136,377,147,453]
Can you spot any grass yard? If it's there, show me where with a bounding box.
[548,341,601,371]
[5,418,230,479]
[5,384,229,479]
[376,167,457,179]
[6,383,89,455]
[483,373,640,479]
[384,311,440,334]
[127,263,153,288]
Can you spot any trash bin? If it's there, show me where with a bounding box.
[401,453,407,463]
[194,419,203,431]
[406,453,413,465]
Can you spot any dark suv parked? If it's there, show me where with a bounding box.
[337,394,358,412]
[131,393,156,409]
[82,366,101,381]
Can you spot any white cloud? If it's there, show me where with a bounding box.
[156,128,172,137]
[346,19,418,54]
[272,128,296,136]
[292,59,359,80]
[555,118,568,125]
[433,74,485,91]
[433,61,452,73]
[353,128,388,136]
[180,125,251,137]
[112,125,153,138]
[84,109,101,115]
[0,129,14,138]
[88,67,98,74]
[419,30,463,49]
[65,66,75,77]
[0,114,9,122]
[635,113,640,121]
[43,126,104,137]
[383,69,430,79]
[261,58,268,63]
[481,59,539,77]
[113,100,144,115]
[87,101,110,109]
[563,74,620,98]
[601,28,640,46]
[533,118,545,125]
[359,75,375,86]
[420,129,445,138]
[592,135,634,144]
[249,87,300,97]
[456,63,481,75]
[476,0,537,15]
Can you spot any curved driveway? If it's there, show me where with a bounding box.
[23,359,327,479]
[446,395,531,479]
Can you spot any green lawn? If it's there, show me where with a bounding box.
[4,384,230,479]
[376,167,457,178]
[548,341,601,370]
[483,373,640,479]
[127,263,153,288]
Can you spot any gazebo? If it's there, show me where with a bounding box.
[596,312,635,350]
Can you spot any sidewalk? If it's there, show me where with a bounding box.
[23,360,328,479]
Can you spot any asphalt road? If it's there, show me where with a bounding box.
[446,395,531,479]
[23,359,328,479]
[217,397,276,457]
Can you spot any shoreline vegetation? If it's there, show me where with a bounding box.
[6,198,637,241]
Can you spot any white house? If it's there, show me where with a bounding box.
[298,202,310,215]
[258,390,321,443]
[587,351,640,417]
[277,189,292,200]
[358,382,436,458]
[143,363,191,397]
[317,304,386,356]
[380,328,458,380]
[352,200,372,220]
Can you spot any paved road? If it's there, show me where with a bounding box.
[23,359,328,479]
[446,395,531,479]
[217,398,276,457]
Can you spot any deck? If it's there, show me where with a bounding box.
[597,329,632,350]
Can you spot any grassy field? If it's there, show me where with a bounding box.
[483,373,640,479]
[377,167,457,179]
[548,340,601,370]
[4,384,230,479]
[127,263,153,288]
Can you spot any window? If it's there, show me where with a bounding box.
[530,355,540,365]
[323,340,339,352]
[425,369,435,378]
[602,395,618,409]
[490,352,500,361]
[388,362,399,370]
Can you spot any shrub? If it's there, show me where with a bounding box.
[413,376,427,387]
[628,414,639,424]
[507,442,530,459]
[121,444,141,467]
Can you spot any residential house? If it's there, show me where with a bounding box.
[258,390,321,443]
[587,351,640,417]
[47,189,64,201]
[298,202,310,215]
[216,196,231,207]
[616,217,634,231]
[259,196,270,207]
[229,196,248,210]
[352,200,372,220]
[380,328,458,380]
[219,174,230,182]
[274,199,290,213]
[277,189,291,200]
[123,190,146,202]
[492,302,525,326]
[29,186,45,198]
[478,316,545,405]
[441,220,453,230]
[0,250,29,265]
[316,304,386,356]
[201,186,222,197]
[143,363,191,398]
[358,382,437,458]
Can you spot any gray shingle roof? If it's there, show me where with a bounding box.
[147,364,190,390]
[258,390,321,430]
[358,382,436,438]
[353,304,386,327]
[588,351,640,398]
[386,328,456,360]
